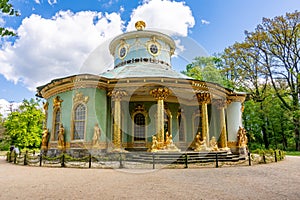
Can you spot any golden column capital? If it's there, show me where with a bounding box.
[195,92,211,104]
[108,90,128,100]
[150,87,171,100]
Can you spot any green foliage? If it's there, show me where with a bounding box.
[3,98,45,149]
[286,151,300,156]
[223,11,300,151]
[182,56,232,87]
[0,0,19,37]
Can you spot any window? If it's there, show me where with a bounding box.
[134,113,146,141]
[73,104,86,140]
[54,109,61,141]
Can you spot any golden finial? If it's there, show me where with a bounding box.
[135,21,146,31]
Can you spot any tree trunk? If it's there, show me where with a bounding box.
[260,102,269,149]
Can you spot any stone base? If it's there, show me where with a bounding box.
[109,148,128,153]
[239,146,248,157]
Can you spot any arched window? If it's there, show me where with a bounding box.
[134,113,146,141]
[178,113,186,142]
[73,104,86,140]
[54,109,61,141]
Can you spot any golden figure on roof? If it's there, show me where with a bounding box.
[135,20,146,31]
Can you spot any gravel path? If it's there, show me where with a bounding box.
[0,156,299,200]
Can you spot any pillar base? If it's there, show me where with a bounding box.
[220,147,232,154]
[110,148,128,153]
[239,146,248,157]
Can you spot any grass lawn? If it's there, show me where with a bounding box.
[286,151,300,156]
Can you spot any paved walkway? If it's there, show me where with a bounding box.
[0,156,299,200]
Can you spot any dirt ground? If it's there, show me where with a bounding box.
[0,156,300,200]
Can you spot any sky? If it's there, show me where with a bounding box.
[0,0,299,110]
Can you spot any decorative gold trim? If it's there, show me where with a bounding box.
[73,91,89,104]
[146,36,161,57]
[195,92,211,104]
[135,21,146,31]
[53,96,63,109]
[150,87,171,100]
[118,39,129,60]
[227,95,246,103]
[108,90,128,100]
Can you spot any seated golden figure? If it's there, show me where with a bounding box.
[210,136,219,151]
[194,136,208,152]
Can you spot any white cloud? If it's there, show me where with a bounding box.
[0,10,123,91]
[120,6,125,13]
[34,0,41,4]
[126,0,195,37]
[48,0,57,6]
[201,19,210,25]
[0,1,197,93]
[0,99,21,117]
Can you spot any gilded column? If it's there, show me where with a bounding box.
[213,99,230,151]
[196,92,211,146]
[150,87,171,144]
[108,90,127,151]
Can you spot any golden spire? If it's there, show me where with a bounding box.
[135,21,146,31]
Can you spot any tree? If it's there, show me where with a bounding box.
[0,0,19,36]
[223,11,300,150]
[4,99,45,149]
[182,56,231,87]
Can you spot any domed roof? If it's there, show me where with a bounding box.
[104,21,190,80]
[101,63,190,79]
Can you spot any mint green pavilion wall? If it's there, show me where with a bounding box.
[119,101,209,150]
[46,88,108,150]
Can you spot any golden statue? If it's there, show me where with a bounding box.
[191,132,201,149]
[58,124,65,149]
[53,96,63,108]
[210,136,219,151]
[92,123,101,147]
[43,102,48,112]
[41,128,49,149]
[135,20,146,31]
[194,136,208,152]
[150,135,159,152]
[164,132,180,151]
[237,127,248,147]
